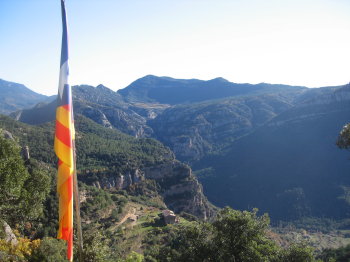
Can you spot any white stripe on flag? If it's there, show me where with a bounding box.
[58,61,69,99]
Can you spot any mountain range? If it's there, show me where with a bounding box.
[2,75,350,222]
[0,79,50,115]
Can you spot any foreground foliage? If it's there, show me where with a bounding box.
[145,208,316,262]
[0,115,337,261]
[0,134,50,224]
[337,123,350,149]
[319,244,350,262]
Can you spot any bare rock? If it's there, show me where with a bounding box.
[3,221,18,246]
[2,130,14,141]
[21,145,30,160]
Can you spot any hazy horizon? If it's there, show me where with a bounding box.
[1,0,350,95]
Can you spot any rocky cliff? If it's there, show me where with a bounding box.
[296,84,350,107]
[149,94,296,161]
[90,160,215,219]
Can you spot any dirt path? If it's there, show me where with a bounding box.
[111,207,137,230]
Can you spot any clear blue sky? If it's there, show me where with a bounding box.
[1,0,350,95]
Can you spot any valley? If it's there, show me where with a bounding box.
[1,76,350,260]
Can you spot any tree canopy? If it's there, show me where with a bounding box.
[146,207,316,262]
[337,123,350,149]
[0,133,50,224]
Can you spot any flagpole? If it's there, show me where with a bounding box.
[56,0,84,261]
[73,142,84,262]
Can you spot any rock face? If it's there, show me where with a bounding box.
[3,221,18,246]
[149,94,295,161]
[194,86,350,221]
[9,99,57,125]
[72,85,155,138]
[93,169,145,190]
[143,161,215,219]
[76,102,153,137]
[21,145,30,160]
[2,130,14,141]
[10,84,157,137]
[296,84,350,107]
[91,161,214,219]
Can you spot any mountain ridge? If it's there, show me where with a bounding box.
[3,76,350,222]
[118,75,308,104]
[0,79,48,115]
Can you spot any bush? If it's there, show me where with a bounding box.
[146,207,317,262]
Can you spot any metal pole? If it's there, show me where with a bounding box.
[73,142,84,262]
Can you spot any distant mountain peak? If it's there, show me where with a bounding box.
[0,78,23,86]
[72,84,125,106]
[96,84,109,89]
[209,77,229,83]
[118,75,306,104]
[143,74,158,79]
[0,78,47,115]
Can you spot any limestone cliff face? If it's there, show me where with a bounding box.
[75,102,153,138]
[143,161,215,219]
[268,85,350,128]
[79,106,113,129]
[91,161,214,219]
[93,169,144,190]
[149,94,294,161]
[296,84,350,107]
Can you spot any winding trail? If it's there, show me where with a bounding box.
[112,207,137,230]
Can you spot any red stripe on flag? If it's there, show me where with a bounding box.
[61,227,71,241]
[62,104,71,111]
[66,175,73,199]
[56,120,72,148]
[60,226,73,260]
[67,228,73,261]
[59,174,73,201]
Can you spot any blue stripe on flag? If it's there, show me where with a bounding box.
[57,84,71,107]
[60,0,68,67]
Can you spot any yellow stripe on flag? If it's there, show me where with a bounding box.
[54,137,74,166]
[56,106,72,129]
[57,163,73,190]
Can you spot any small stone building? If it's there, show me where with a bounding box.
[162,209,179,224]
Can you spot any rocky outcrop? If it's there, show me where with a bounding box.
[144,161,215,219]
[102,107,152,138]
[1,130,14,141]
[149,95,294,161]
[90,161,214,219]
[2,221,18,246]
[267,85,350,128]
[297,84,350,107]
[75,101,153,138]
[129,103,169,120]
[21,146,30,161]
[80,106,113,129]
[93,169,145,190]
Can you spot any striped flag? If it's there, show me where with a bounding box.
[54,0,74,260]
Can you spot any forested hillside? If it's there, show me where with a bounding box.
[6,77,350,223]
[0,114,216,260]
[118,75,306,104]
[0,114,322,261]
[194,99,350,220]
[1,76,350,260]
